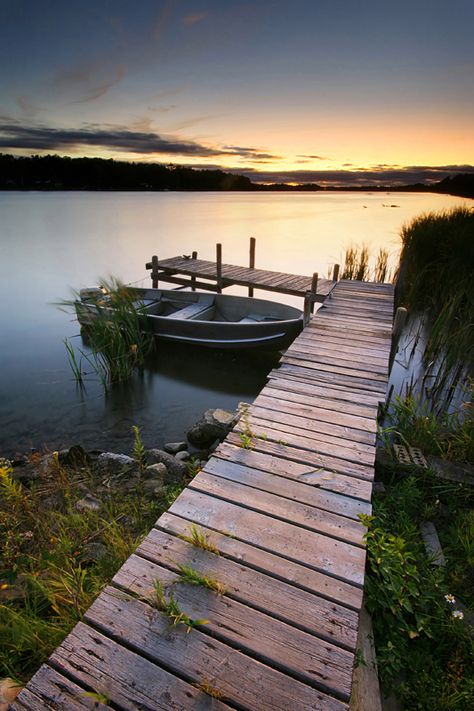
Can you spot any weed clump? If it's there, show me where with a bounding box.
[152,579,208,632]
[63,277,155,386]
[177,564,227,595]
[179,525,219,555]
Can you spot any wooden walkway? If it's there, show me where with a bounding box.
[11,280,394,711]
[147,254,335,300]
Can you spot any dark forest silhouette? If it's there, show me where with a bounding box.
[0,154,473,197]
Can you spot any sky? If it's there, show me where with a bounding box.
[1,0,473,185]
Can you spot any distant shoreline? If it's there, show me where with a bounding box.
[1,154,473,198]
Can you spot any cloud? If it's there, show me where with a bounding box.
[297,154,330,160]
[0,121,279,160]
[182,12,208,26]
[54,62,126,104]
[214,165,474,186]
[16,95,41,117]
[222,145,281,160]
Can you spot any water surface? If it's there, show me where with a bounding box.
[0,191,471,456]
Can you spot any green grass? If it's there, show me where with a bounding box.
[364,466,474,708]
[0,456,184,682]
[384,390,474,464]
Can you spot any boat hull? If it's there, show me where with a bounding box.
[76,288,303,350]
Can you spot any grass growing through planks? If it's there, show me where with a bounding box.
[397,207,474,405]
[152,579,208,632]
[238,407,256,449]
[196,679,225,700]
[0,455,184,683]
[177,564,227,595]
[179,525,219,555]
[81,690,110,705]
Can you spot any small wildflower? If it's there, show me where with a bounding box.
[452,610,464,620]
[445,593,456,604]
[0,583,9,590]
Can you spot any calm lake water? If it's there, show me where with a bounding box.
[0,190,471,456]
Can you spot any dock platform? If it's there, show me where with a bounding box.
[11,280,395,711]
[146,253,335,300]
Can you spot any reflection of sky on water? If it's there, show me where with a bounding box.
[1,191,472,455]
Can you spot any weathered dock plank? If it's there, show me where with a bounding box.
[86,589,348,711]
[14,279,394,711]
[150,254,335,298]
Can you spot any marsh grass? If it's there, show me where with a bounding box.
[62,277,155,386]
[0,456,175,682]
[342,245,392,282]
[374,248,389,283]
[397,207,474,404]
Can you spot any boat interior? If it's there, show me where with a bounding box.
[139,291,298,324]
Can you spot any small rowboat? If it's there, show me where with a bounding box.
[76,287,303,349]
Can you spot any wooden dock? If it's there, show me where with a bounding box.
[11,280,394,711]
[146,250,336,300]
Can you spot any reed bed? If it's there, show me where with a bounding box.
[63,278,155,386]
[397,207,474,407]
[341,245,393,283]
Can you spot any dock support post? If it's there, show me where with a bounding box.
[332,263,340,281]
[303,294,312,326]
[151,255,159,288]
[249,237,256,297]
[216,243,223,294]
[191,251,197,291]
[310,272,318,314]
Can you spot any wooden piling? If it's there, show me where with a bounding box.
[191,251,197,291]
[249,237,256,297]
[332,263,340,281]
[310,272,318,314]
[216,243,223,294]
[151,255,159,288]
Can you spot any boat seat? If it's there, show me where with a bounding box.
[238,313,268,323]
[167,295,215,320]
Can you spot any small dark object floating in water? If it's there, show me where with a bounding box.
[76,287,303,350]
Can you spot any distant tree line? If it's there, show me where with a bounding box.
[0,154,255,191]
[0,154,473,197]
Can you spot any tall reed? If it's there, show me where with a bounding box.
[397,207,474,407]
[63,278,155,386]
